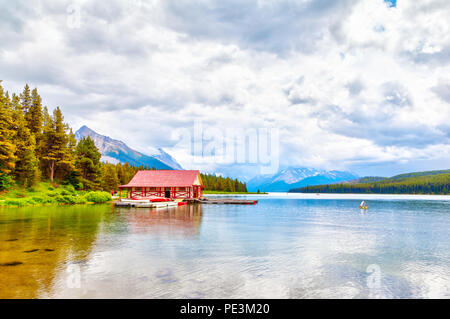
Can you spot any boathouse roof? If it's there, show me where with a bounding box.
[119,170,203,188]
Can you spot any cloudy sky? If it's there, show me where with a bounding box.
[1,0,449,177]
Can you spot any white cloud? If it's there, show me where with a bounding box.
[0,0,449,177]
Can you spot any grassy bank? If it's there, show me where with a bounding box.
[0,182,112,207]
[203,191,268,195]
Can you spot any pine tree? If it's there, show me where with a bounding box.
[116,163,125,185]
[41,107,74,183]
[26,88,44,149]
[122,162,135,184]
[216,177,225,191]
[101,164,119,192]
[10,94,40,186]
[236,180,240,192]
[67,128,77,168]
[20,84,32,114]
[42,106,51,128]
[75,136,101,189]
[225,179,234,192]
[0,82,17,184]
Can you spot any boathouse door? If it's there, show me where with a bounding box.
[194,186,198,198]
[165,188,171,198]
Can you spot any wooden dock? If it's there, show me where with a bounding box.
[185,198,258,205]
[115,198,258,207]
[115,201,178,208]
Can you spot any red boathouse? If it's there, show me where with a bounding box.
[118,170,204,199]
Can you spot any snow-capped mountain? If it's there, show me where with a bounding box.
[75,126,183,170]
[247,167,358,192]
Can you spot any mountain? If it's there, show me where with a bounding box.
[247,167,359,192]
[291,169,450,194]
[74,126,183,170]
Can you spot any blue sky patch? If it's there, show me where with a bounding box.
[385,0,397,8]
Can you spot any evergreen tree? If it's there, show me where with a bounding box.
[66,128,77,173]
[122,162,136,184]
[41,107,74,182]
[234,178,240,192]
[10,94,39,186]
[0,82,16,189]
[75,136,101,189]
[38,106,52,171]
[42,106,51,128]
[26,88,44,150]
[216,177,225,191]
[101,164,119,192]
[116,163,126,185]
[20,84,32,114]
[225,178,234,192]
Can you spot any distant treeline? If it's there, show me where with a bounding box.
[201,173,248,193]
[290,170,450,195]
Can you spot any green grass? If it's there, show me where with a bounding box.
[0,182,112,207]
[203,191,268,195]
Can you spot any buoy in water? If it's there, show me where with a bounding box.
[359,201,369,210]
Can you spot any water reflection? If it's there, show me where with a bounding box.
[45,205,204,298]
[1,198,449,299]
[0,205,105,299]
[121,204,203,238]
[0,204,203,298]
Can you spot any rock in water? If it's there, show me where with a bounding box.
[23,249,39,253]
[1,262,23,267]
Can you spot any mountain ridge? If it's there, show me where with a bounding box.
[75,126,183,170]
[247,167,358,192]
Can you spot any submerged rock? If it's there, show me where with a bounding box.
[23,249,39,253]
[155,269,178,283]
[1,261,23,267]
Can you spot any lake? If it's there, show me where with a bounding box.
[1,194,449,299]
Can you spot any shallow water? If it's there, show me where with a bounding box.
[1,195,449,299]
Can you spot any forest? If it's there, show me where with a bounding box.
[291,170,450,195]
[201,173,248,193]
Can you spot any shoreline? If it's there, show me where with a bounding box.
[205,192,450,201]
[3,191,449,208]
[0,201,113,208]
[203,191,268,195]
[0,183,112,208]
[266,192,450,201]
